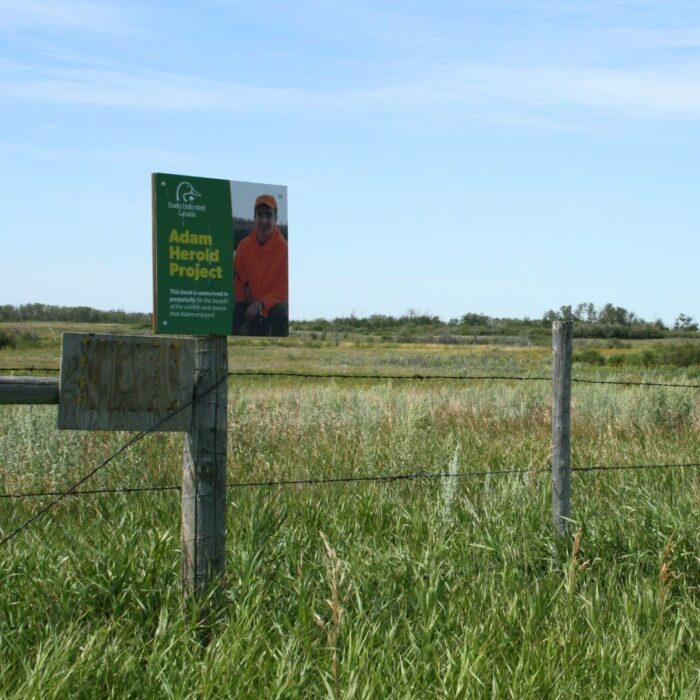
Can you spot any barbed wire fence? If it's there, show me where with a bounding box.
[3,462,699,503]
[4,366,700,388]
[2,362,699,549]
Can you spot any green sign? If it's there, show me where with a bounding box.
[152,173,234,335]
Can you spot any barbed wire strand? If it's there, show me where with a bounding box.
[571,462,700,473]
[3,367,700,389]
[572,377,700,389]
[3,462,699,501]
[1,365,699,541]
[0,373,230,548]
[226,370,700,389]
[0,484,182,499]
[0,432,149,547]
[229,370,551,382]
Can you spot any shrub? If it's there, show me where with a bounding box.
[655,342,700,367]
[573,348,606,365]
[19,331,42,347]
[621,343,700,369]
[0,330,17,350]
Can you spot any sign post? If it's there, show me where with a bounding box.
[152,172,288,604]
[181,336,228,601]
[152,173,233,602]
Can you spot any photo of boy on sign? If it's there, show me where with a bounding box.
[232,187,288,337]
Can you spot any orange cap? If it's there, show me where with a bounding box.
[255,194,277,210]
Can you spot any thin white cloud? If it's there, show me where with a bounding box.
[3,0,700,132]
[0,60,303,110]
[437,63,700,117]
[0,0,133,33]
[341,62,700,123]
[556,66,700,116]
[2,56,700,127]
[0,139,185,165]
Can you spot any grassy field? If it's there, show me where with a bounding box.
[1,327,699,697]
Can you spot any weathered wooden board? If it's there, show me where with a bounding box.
[0,377,59,405]
[58,333,194,431]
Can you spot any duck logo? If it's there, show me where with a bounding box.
[176,182,202,203]
[165,180,206,219]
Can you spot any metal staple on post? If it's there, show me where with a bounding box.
[181,336,228,601]
[551,319,573,536]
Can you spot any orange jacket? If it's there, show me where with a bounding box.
[234,227,288,316]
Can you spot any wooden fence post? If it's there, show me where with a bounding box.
[551,320,573,537]
[181,336,228,601]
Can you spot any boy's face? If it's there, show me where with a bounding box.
[254,205,276,243]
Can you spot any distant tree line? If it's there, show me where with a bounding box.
[2,301,698,342]
[542,303,698,338]
[0,304,151,325]
[293,303,699,341]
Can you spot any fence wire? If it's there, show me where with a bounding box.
[4,367,700,389]
[0,373,229,548]
[3,462,699,503]
[2,365,700,548]
[227,370,700,389]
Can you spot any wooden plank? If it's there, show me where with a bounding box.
[181,336,228,601]
[58,332,194,431]
[0,377,59,404]
[551,320,573,536]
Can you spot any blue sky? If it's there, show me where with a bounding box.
[1,0,698,323]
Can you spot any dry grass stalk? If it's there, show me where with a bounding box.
[314,531,345,698]
[658,533,679,623]
[566,528,590,595]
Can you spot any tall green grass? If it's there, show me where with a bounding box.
[1,359,699,697]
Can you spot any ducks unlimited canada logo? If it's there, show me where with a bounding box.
[164,180,207,219]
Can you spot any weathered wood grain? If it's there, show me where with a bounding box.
[181,336,228,601]
[58,332,194,431]
[0,377,59,404]
[551,320,573,536]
